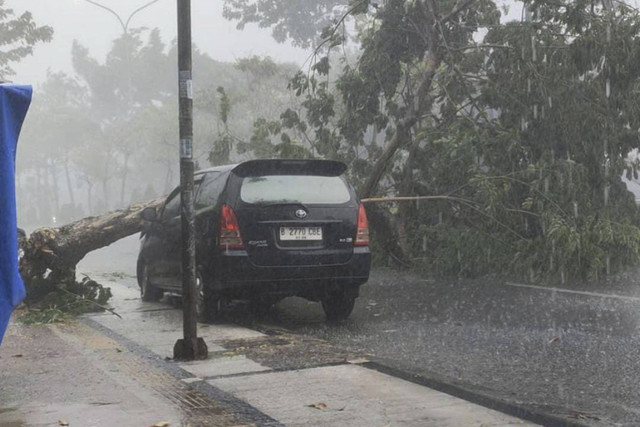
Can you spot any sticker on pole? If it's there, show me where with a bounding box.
[179,70,193,99]
[180,138,193,159]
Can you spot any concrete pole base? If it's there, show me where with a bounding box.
[173,337,208,360]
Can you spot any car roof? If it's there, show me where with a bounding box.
[196,159,347,178]
[196,159,347,177]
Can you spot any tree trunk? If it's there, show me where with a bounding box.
[101,155,111,210]
[396,130,423,255]
[359,54,439,263]
[120,152,130,207]
[164,159,174,194]
[20,198,162,288]
[36,166,44,223]
[358,0,477,263]
[64,155,75,207]
[365,204,408,268]
[49,159,60,217]
[360,57,439,199]
[102,177,110,211]
[86,180,93,215]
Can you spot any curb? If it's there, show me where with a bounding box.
[361,361,589,427]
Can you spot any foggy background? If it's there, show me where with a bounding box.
[10,0,313,229]
[12,0,309,84]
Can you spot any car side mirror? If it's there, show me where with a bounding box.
[141,206,158,222]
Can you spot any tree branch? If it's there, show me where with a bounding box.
[441,0,476,24]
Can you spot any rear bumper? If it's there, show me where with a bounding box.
[209,247,371,299]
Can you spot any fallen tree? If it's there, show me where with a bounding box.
[15,194,412,312]
[19,198,162,305]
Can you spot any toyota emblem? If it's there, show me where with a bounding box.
[295,209,308,219]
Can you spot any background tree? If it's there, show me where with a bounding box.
[71,28,175,209]
[469,1,640,280]
[17,26,303,227]
[222,0,347,48]
[226,0,501,262]
[18,72,96,224]
[199,56,305,164]
[224,0,640,281]
[0,1,52,80]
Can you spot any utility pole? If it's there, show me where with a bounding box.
[173,0,207,360]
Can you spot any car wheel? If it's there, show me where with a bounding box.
[321,292,356,322]
[196,270,224,323]
[140,263,162,302]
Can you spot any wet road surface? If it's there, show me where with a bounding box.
[254,270,640,426]
[78,236,640,425]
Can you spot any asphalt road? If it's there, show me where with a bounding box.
[79,236,640,426]
[252,271,640,426]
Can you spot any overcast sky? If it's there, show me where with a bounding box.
[9,0,310,85]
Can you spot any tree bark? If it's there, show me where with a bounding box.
[397,137,421,255]
[365,203,408,268]
[360,118,415,199]
[20,198,162,287]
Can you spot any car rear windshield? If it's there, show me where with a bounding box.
[240,175,351,205]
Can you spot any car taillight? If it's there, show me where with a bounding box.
[219,204,244,250]
[355,203,370,246]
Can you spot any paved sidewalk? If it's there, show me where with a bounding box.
[0,317,242,427]
[1,278,538,426]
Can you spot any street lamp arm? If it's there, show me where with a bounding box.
[84,0,127,33]
[83,0,162,33]
[125,0,162,32]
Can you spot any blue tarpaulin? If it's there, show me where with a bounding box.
[0,84,32,346]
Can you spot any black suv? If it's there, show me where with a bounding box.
[137,159,371,321]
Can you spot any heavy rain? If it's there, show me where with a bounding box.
[2,1,640,426]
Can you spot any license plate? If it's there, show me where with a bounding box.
[279,226,323,241]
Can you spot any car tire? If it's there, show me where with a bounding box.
[322,292,356,321]
[196,270,224,323]
[140,263,162,302]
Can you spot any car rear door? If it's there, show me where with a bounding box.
[228,160,359,267]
